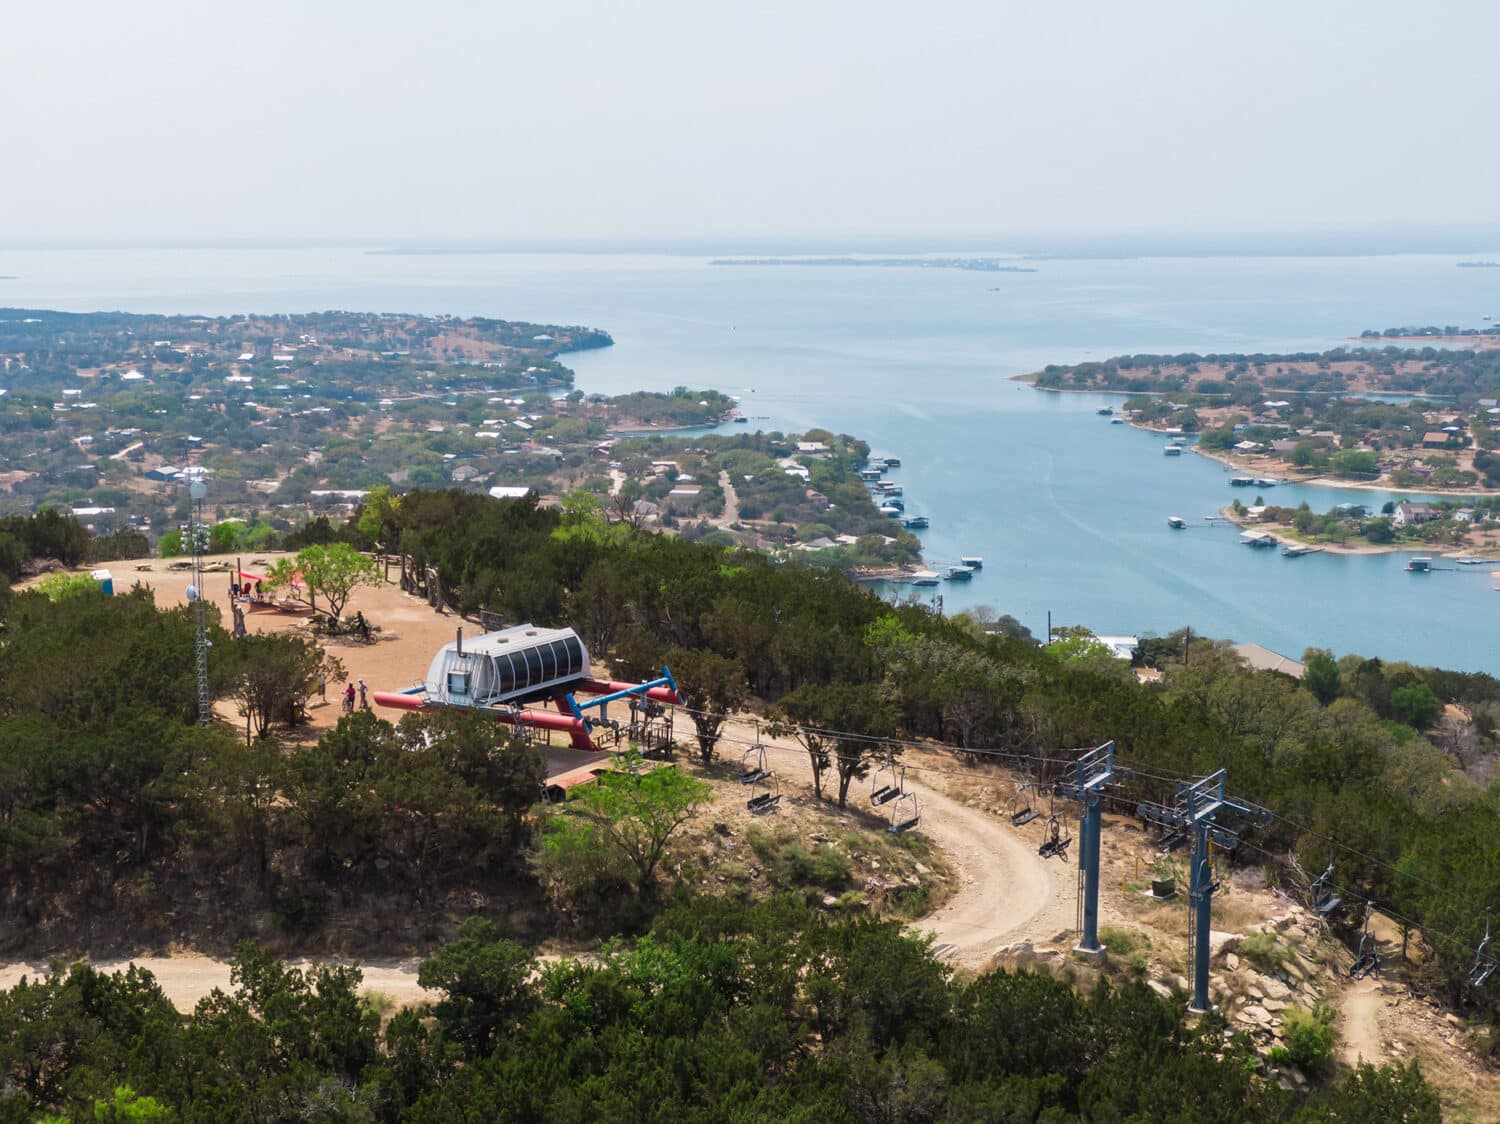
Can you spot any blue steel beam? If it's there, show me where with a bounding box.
[1135,768,1270,1013]
[565,670,678,725]
[1061,741,1121,956]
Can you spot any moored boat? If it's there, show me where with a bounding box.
[903,516,929,530]
[1163,445,1183,456]
[944,566,975,581]
[959,555,983,569]
[1406,557,1432,572]
[1167,516,1186,529]
[909,570,940,587]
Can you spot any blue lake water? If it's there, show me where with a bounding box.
[4,246,1500,670]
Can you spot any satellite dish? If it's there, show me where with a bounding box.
[185,584,200,602]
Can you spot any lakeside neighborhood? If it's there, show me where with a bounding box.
[0,308,922,571]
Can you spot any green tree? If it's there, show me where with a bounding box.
[225,633,338,737]
[208,521,240,554]
[355,484,402,561]
[91,1085,176,1122]
[1302,647,1342,705]
[156,529,184,557]
[34,572,102,601]
[664,646,748,765]
[1390,681,1442,729]
[540,754,712,898]
[1329,449,1379,478]
[777,683,898,807]
[416,917,535,1061]
[294,542,380,623]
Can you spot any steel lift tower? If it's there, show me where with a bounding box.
[1139,769,1271,1012]
[1057,741,1125,957]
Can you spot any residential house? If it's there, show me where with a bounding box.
[1392,501,1437,527]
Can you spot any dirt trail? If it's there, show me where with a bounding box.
[715,470,740,527]
[716,718,1071,971]
[906,771,1072,969]
[1340,978,1384,1065]
[0,954,428,1013]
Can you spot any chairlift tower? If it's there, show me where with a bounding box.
[1138,769,1271,1012]
[1055,741,1125,956]
[187,478,211,726]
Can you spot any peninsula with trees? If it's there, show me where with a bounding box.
[1025,329,1500,493]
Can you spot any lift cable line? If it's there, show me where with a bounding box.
[671,702,1475,914]
[676,712,1500,970]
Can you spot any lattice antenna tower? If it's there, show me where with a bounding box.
[187,477,211,725]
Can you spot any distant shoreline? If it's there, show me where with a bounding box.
[710,257,1037,273]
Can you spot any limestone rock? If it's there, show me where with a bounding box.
[1262,977,1292,1001]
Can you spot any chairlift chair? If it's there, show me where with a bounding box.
[887,789,920,834]
[739,744,770,785]
[747,772,781,814]
[1037,814,1072,860]
[1469,913,1495,989]
[870,760,902,806]
[1009,782,1040,827]
[1349,902,1380,979]
[1309,859,1342,916]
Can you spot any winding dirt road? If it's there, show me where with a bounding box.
[904,771,1073,969]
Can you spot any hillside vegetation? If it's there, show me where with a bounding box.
[0,496,1495,1117]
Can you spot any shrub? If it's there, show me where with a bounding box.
[1239,931,1286,974]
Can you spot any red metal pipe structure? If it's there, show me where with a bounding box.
[370,690,595,749]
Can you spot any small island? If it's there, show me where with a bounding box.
[710,257,1037,272]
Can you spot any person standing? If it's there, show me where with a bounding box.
[358,678,368,710]
[343,683,356,713]
[317,672,327,703]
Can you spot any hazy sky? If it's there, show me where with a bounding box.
[4,0,1497,244]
